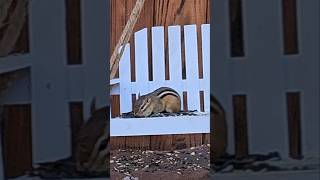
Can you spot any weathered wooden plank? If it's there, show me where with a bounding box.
[111,95,120,118]
[202,133,210,145]
[172,134,190,150]
[150,135,173,151]
[125,136,150,150]
[190,134,203,147]
[2,104,32,178]
[110,137,126,150]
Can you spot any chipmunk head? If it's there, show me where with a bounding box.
[133,94,153,117]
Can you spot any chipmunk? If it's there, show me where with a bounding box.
[75,97,109,173]
[133,87,181,117]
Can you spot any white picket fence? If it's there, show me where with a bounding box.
[110,24,210,137]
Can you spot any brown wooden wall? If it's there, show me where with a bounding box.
[110,0,210,150]
[1,104,32,178]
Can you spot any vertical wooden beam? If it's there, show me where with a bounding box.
[125,136,150,150]
[232,95,248,159]
[111,95,120,118]
[282,0,299,55]
[2,104,32,178]
[286,92,302,159]
[151,135,173,151]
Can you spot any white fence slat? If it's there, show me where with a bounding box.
[30,0,70,162]
[111,114,210,136]
[135,28,150,95]
[201,24,210,112]
[152,26,165,84]
[119,44,132,113]
[168,25,184,107]
[184,25,200,111]
[168,25,183,82]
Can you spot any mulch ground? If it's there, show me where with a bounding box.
[110,144,210,180]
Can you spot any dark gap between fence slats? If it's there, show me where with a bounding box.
[229,0,245,57]
[164,27,170,80]
[2,104,32,178]
[69,101,84,158]
[232,94,249,159]
[197,25,204,79]
[286,92,302,159]
[65,0,82,65]
[148,28,153,81]
[200,91,205,112]
[181,26,187,79]
[130,35,136,82]
[282,0,299,55]
[132,94,136,110]
[183,91,188,111]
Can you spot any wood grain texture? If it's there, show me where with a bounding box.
[111,95,120,118]
[125,136,150,150]
[110,0,210,150]
[110,137,126,150]
[172,134,189,150]
[2,104,32,178]
[202,133,210,145]
[150,135,173,151]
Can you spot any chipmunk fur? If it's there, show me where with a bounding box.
[133,87,181,117]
